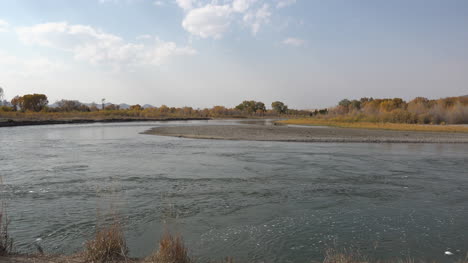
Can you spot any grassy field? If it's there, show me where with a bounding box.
[280,118,468,133]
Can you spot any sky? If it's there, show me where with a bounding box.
[0,0,467,109]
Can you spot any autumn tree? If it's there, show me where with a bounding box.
[181,107,193,116]
[11,94,48,112]
[104,104,120,110]
[211,106,227,117]
[159,105,169,113]
[379,98,406,112]
[129,104,143,111]
[235,100,267,115]
[22,94,48,111]
[236,100,256,114]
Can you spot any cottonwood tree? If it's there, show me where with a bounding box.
[129,104,143,111]
[9,94,48,112]
[236,100,266,115]
[271,101,288,114]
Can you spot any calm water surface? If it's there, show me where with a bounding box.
[0,120,467,262]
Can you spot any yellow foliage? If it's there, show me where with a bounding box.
[279,118,468,133]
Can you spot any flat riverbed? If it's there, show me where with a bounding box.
[1,120,468,262]
[144,124,468,143]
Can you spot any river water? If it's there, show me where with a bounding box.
[0,120,467,262]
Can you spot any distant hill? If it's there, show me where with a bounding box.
[118,103,130,109]
[48,102,59,108]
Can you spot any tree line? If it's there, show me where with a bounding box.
[0,93,310,118]
[322,96,468,124]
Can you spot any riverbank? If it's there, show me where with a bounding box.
[143,124,468,143]
[0,117,211,127]
[279,118,468,133]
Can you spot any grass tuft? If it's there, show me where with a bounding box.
[323,248,369,263]
[84,222,128,263]
[0,205,13,256]
[144,233,193,263]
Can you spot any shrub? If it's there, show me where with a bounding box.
[0,106,13,112]
[144,233,193,263]
[84,222,128,263]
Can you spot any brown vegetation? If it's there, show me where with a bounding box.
[0,93,310,122]
[84,222,128,263]
[323,248,369,263]
[313,96,468,125]
[280,118,468,133]
[143,233,193,263]
[0,204,13,256]
[2,226,468,263]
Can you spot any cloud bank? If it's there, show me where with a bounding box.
[16,22,196,67]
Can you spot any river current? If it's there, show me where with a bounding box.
[0,120,467,262]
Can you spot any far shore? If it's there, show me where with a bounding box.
[0,117,211,128]
[143,124,468,143]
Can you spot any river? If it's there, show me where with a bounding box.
[0,120,467,262]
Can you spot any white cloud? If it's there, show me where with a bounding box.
[232,0,257,13]
[16,22,196,67]
[178,0,279,38]
[243,3,271,35]
[176,0,196,11]
[0,50,64,77]
[153,0,165,6]
[276,0,296,9]
[0,19,9,32]
[283,37,304,47]
[182,4,232,39]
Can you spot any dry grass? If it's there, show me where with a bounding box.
[0,205,13,256]
[0,175,14,257]
[144,233,193,263]
[84,222,128,263]
[280,118,468,133]
[322,248,369,263]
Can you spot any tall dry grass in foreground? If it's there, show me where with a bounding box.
[84,222,128,263]
[0,205,13,256]
[0,176,13,256]
[323,248,369,263]
[144,233,193,263]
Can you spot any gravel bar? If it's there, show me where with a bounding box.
[143,124,468,143]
